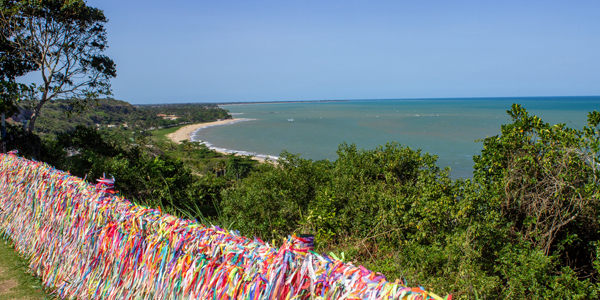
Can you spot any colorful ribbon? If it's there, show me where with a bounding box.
[0,153,449,300]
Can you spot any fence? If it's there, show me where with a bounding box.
[0,153,448,300]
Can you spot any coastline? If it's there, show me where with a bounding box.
[166,118,270,163]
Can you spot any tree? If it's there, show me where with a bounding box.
[473,104,600,254]
[0,0,116,132]
[0,13,37,151]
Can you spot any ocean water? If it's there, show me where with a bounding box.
[192,97,600,179]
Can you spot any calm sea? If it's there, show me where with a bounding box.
[192,97,600,179]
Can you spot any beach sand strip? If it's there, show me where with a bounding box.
[166,119,267,163]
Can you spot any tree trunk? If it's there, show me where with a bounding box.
[27,98,46,132]
[2,113,5,153]
[27,114,36,132]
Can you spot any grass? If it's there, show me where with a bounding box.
[0,236,54,300]
[150,125,185,144]
[148,123,230,175]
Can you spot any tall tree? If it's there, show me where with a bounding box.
[0,7,35,118]
[0,0,116,132]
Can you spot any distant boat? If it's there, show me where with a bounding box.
[288,118,294,121]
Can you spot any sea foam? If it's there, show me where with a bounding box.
[191,118,279,161]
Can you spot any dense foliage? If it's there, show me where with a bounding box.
[29,98,230,137]
[220,104,600,298]
[4,104,600,299]
[136,103,233,126]
[1,0,117,132]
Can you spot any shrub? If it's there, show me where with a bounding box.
[221,151,332,240]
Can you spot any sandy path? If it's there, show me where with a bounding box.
[166,119,268,163]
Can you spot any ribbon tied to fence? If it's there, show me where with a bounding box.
[0,153,448,300]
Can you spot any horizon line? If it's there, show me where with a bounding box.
[130,95,600,106]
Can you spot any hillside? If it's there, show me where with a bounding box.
[20,98,230,137]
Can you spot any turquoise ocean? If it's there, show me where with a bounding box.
[191,97,600,179]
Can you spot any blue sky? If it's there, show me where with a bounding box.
[81,0,599,104]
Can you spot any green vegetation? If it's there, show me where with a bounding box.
[150,126,182,144]
[30,125,252,221]
[2,5,600,296]
[218,105,600,298]
[30,98,230,138]
[4,103,600,299]
[3,1,599,298]
[0,235,53,299]
[0,0,116,132]
[137,103,232,124]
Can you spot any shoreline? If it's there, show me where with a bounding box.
[166,119,271,163]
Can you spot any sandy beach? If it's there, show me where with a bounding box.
[166,119,240,144]
[166,119,267,163]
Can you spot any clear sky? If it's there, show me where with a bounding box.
[81,0,599,104]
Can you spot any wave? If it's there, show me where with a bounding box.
[190,118,279,161]
[189,118,253,134]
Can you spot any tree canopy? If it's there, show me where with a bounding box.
[0,0,116,131]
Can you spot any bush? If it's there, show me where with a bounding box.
[221,151,332,240]
[474,104,600,274]
[45,125,231,221]
[302,142,454,245]
[220,106,600,298]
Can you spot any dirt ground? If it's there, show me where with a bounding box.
[0,239,51,300]
[0,266,18,295]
